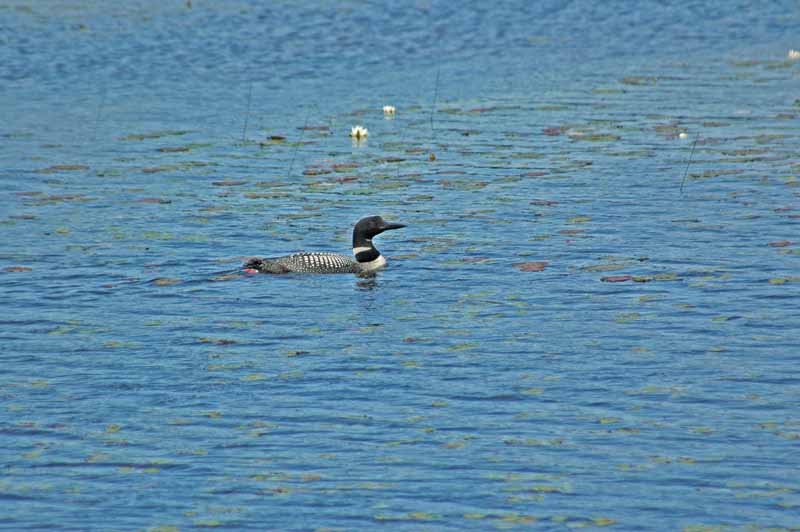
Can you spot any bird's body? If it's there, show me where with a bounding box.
[245,252,360,274]
[244,216,404,275]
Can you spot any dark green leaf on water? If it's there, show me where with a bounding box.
[27,194,94,205]
[120,130,190,141]
[620,76,658,85]
[570,133,620,142]
[36,164,89,173]
[754,134,789,144]
[303,168,331,176]
[259,136,287,147]
[255,181,291,188]
[765,60,795,69]
[198,338,237,345]
[332,163,359,172]
[136,197,172,204]
[593,87,626,94]
[142,166,171,174]
[719,148,768,157]
[653,272,679,281]
[467,105,521,113]
[244,192,288,199]
[152,278,181,286]
[731,60,762,67]
[514,261,548,272]
[689,169,745,179]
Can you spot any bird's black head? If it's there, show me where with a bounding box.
[352,215,406,246]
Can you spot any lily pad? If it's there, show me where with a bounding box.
[36,164,89,173]
[602,275,633,282]
[514,261,548,272]
[120,130,190,141]
[152,278,181,286]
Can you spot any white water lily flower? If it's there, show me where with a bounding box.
[383,105,396,115]
[678,132,688,139]
[350,125,368,140]
[788,49,800,60]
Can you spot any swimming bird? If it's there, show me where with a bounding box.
[244,215,406,274]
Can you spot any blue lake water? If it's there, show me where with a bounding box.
[2,1,800,530]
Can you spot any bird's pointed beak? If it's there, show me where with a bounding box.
[380,221,406,231]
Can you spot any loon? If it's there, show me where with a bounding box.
[244,215,406,274]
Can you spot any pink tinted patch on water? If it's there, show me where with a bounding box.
[243,268,259,274]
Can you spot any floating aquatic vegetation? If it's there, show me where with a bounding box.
[567,216,591,224]
[568,131,621,142]
[211,274,240,282]
[654,123,688,138]
[36,164,89,173]
[601,275,633,283]
[135,197,172,204]
[467,105,521,114]
[510,151,542,159]
[582,263,627,273]
[593,87,626,94]
[259,135,287,146]
[619,76,657,85]
[3,266,32,272]
[302,167,331,176]
[686,168,745,180]
[241,373,267,382]
[120,130,190,141]
[26,194,94,205]
[141,166,170,174]
[537,104,568,111]
[546,126,576,140]
[514,261,548,272]
[152,278,181,286]
[768,277,800,285]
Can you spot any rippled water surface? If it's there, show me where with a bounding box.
[2,2,800,530]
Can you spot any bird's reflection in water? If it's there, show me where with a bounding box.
[355,274,378,291]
